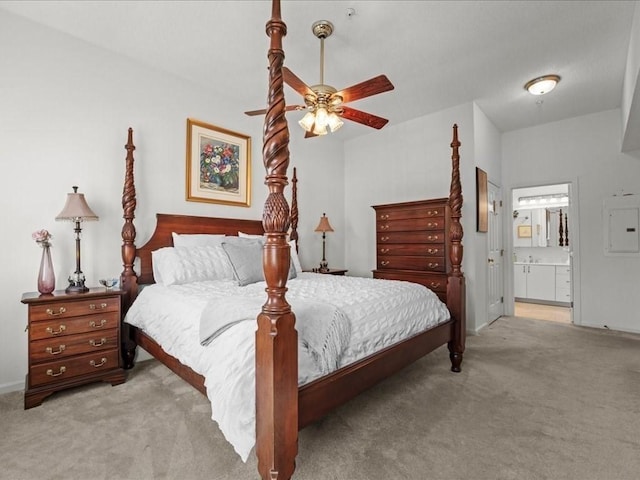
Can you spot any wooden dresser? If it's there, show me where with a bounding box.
[21,288,126,409]
[372,198,450,302]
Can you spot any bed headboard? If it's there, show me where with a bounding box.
[136,214,264,285]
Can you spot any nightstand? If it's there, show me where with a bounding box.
[306,268,348,276]
[21,288,126,409]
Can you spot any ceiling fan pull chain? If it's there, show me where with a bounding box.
[320,37,325,85]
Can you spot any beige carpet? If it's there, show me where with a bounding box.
[1,316,639,480]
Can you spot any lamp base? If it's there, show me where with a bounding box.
[319,260,329,273]
[65,283,89,294]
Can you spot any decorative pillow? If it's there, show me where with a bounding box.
[240,232,303,273]
[171,232,226,247]
[221,237,296,286]
[289,240,303,273]
[152,245,235,285]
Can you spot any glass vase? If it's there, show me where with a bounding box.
[37,245,56,294]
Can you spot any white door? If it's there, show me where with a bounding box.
[487,182,504,322]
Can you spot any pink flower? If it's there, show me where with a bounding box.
[32,229,52,247]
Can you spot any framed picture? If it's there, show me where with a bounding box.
[476,167,488,232]
[186,118,251,207]
[518,225,532,238]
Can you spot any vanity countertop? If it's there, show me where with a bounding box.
[514,262,570,266]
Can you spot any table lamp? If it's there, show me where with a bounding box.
[56,186,99,293]
[314,213,334,272]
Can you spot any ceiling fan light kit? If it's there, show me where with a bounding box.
[524,74,561,95]
[245,19,394,137]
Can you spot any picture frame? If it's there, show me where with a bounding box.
[476,167,488,232]
[186,118,251,207]
[518,225,532,238]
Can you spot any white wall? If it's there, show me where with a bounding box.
[503,108,640,333]
[622,2,640,152]
[0,11,344,393]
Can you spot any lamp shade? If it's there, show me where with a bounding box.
[55,186,99,221]
[314,213,334,233]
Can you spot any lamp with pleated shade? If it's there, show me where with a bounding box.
[314,213,334,272]
[56,186,99,293]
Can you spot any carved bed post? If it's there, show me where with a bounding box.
[447,124,466,372]
[120,127,139,369]
[290,167,299,250]
[255,1,298,479]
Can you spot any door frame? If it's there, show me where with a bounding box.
[507,180,581,325]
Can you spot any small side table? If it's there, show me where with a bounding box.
[305,268,348,276]
[21,288,126,409]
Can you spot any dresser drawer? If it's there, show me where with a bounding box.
[30,329,119,363]
[378,243,445,257]
[376,205,445,221]
[373,270,447,297]
[378,256,446,272]
[377,217,445,233]
[28,296,120,322]
[377,231,445,244]
[29,349,120,387]
[29,311,120,341]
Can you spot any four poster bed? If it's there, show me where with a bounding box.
[118,2,466,479]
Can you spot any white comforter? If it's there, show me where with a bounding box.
[124,272,450,461]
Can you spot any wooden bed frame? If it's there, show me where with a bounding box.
[119,2,465,478]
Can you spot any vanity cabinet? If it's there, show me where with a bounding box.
[555,265,571,303]
[514,264,556,301]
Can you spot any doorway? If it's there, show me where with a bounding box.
[511,183,574,324]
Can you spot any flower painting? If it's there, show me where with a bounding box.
[186,118,251,206]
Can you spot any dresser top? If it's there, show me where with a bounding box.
[372,197,449,210]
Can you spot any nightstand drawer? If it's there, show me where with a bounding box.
[378,256,446,272]
[29,311,120,340]
[30,329,119,363]
[29,349,120,387]
[29,296,120,322]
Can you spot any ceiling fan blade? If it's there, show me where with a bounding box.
[334,75,394,104]
[340,106,389,129]
[283,67,315,98]
[244,105,306,116]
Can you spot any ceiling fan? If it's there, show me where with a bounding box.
[245,20,394,137]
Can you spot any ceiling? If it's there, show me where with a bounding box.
[1,0,637,141]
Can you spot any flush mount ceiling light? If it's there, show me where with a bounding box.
[524,74,561,96]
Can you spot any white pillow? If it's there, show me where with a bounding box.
[289,240,303,273]
[172,232,226,247]
[240,232,303,273]
[238,231,264,239]
[152,245,235,285]
[221,237,296,286]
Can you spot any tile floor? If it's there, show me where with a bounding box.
[514,301,572,324]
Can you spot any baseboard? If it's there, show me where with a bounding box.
[0,381,24,395]
[579,322,640,335]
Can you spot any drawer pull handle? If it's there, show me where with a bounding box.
[89,319,107,328]
[90,357,107,368]
[89,338,107,347]
[428,210,439,216]
[380,248,390,254]
[381,261,390,266]
[380,225,389,230]
[428,263,439,269]
[380,236,389,242]
[46,366,66,377]
[89,303,108,310]
[427,222,434,228]
[430,282,441,289]
[380,214,389,220]
[46,325,66,335]
[427,248,439,254]
[427,235,439,241]
[45,345,66,355]
[45,307,66,317]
